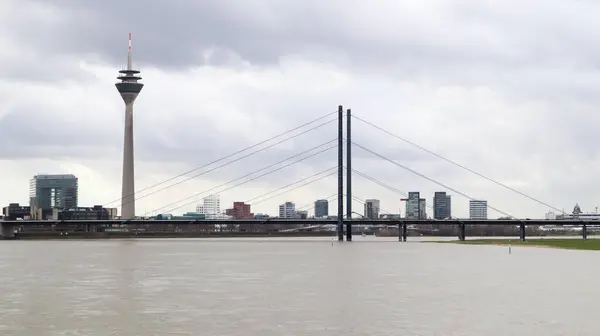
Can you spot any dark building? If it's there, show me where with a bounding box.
[29,174,78,217]
[314,199,329,218]
[364,199,380,219]
[226,202,253,219]
[433,192,452,220]
[2,203,31,220]
[58,206,111,220]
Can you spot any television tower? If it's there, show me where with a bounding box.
[115,33,143,219]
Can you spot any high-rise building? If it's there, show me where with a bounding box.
[225,202,253,219]
[314,199,329,218]
[364,199,380,219]
[469,200,488,220]
[115,33,144,220]
[279,201,296,219]
[419,199,427,219]
[433,192,452,220]
[404,192,426,219]
[196,194,222,219]
[29,174,78,213]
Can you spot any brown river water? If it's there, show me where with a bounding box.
[0,236,598,335]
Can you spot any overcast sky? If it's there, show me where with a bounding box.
[2,0,600,218]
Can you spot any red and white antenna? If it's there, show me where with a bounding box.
[127,32,133,70]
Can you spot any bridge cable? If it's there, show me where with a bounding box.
[145,140,337,215]
[246,167,337,206]
[351,167,463,219]
[352,115,564,214]
[119,119,337,210]
[103,110,338,207]
[352,141,519,219]
[119,119,337,211]
[350,194,398,218]
[295,193,338,213]
[351,168,466,224]
[154,142,337,215]
[351,168,437,215]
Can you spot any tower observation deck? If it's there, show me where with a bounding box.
[115,33,144,103]
[115,33,143,220]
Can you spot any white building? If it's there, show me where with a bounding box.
[279,201,296,219]
[196,194,227,219]
[469,200,488,220]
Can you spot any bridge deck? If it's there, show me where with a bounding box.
[0,219,596,226]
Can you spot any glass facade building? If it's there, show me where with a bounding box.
[433,192,452,220]
[314,199,329,218]
[29,174,78,211]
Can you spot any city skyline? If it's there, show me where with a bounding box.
[1,171,591,219]
[2,1,600,218]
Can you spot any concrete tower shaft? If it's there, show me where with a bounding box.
[115,33,143,220]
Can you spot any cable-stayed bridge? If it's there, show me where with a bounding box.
[1,106,593,241]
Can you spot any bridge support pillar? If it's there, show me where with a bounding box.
[337,105,344,241]
[1,223,16,239]
[458,223,466,241]
[582,224,588,240]
[519,223,526,241]
[346,108,352,242]
[86,223,99,233]
[398,223,407,242]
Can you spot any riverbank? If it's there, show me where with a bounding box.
[447,238,600,251]
[2,231,340,240]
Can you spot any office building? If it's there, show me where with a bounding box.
[279,201,296,219]
[364,199,380,219]
[404,192,426,219]
[433,192,452,220]
[2,203,31,220]
[58,206,112,220]
[196,194,224,219]
[469,200,488,220]
[29,174,78,218]
[314,199,329,218]
[225,202,253,219]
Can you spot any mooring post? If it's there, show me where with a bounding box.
[346,108,352,242]
[337,105,344,241]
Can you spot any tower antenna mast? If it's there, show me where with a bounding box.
[127,32,132,70]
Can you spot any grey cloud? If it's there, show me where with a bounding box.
[5,0,600,217]
[7,0,600,106]
[6,0,575,71]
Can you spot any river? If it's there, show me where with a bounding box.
[0,236,597,335]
